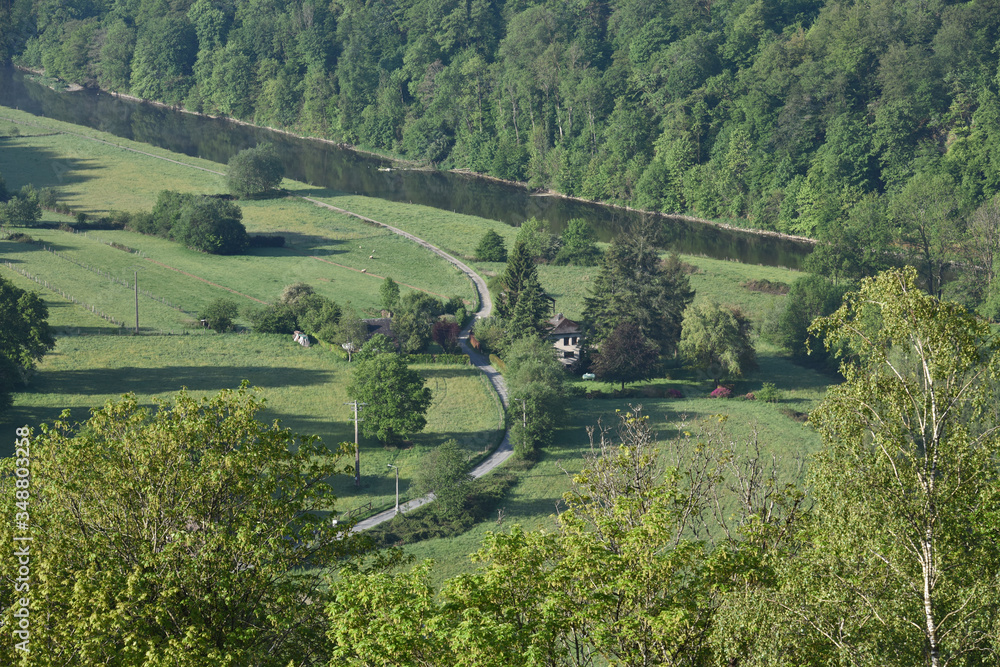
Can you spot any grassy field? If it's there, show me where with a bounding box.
[0,106,476,314]
[1,102,833,583]
[0,334,503,513]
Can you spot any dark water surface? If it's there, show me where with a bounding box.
[0,67,811,268]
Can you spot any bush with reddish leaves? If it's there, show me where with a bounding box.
[432,321,461,354]
[709,386,732,399]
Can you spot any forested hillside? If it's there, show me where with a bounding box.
[4,0,1000,233]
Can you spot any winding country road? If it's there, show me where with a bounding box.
[299,196,513,532]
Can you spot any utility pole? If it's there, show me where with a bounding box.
[345,401,366,487]
[387,464,399,515]
[134,270,139,334]
[514,398,527,427]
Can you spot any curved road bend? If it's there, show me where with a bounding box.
[298,197,513,533]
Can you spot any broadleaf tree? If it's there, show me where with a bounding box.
[347,353,432,445]
[592,320,660,391]
[0,384,379,665]
[773,268,1000,666]
[0,274,55,411]
[226,143,285,198]
[679,301,756,384]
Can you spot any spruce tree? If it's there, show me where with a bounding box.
[496,239,539,320]
[583,231,694,358]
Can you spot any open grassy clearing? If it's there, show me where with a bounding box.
[288,187,806,322]
[0,334,503,513]
[0,262,115,333]
[3,233,201,330]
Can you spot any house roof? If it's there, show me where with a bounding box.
[362,318,395,340]
[547,313,581,336]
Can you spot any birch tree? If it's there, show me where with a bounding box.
[790,268,1000,667]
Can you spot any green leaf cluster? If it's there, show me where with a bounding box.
[346,353,432,445]
[0,385,375,665]
[0,273,54,411]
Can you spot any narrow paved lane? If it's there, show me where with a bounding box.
[299,196,513,533]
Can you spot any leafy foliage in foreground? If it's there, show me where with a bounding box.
[330,270,1000,666]
[0,385,384,666]
[329,408,805,666]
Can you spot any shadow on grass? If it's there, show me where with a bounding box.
[53,326,121,336]
[500,495,563,520]
[0,139,99,190]
[244,231,350,256]
[30,365,336,396]
[753,354,838,392]
[0,238,74,253]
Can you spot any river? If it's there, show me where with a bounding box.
[0,66,811,268]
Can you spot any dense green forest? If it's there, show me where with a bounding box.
[4,0,1000,243]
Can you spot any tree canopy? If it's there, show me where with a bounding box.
[226,144,285,199]
[592,320,659,391]
[474,229,507,263]
[346,353,432,445]
[679,301,756,383]
[134,190,249,255]
[773,267,1000,665]
[0,274,54,412]
[583,232,694,359]
[0,384,377,665]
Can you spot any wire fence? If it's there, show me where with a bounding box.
[30,242,198,318]
[2,260,127,328]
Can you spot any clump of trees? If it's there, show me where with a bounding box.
[474,229,507,263]
[346,350,432,446]
[553,218,601,266]
[131,190,249,255]
[505,336,566,459]
[226,144,284,198]
[515,217,561,262]
[583,225,695,374]
[0,183,42,228]
[415,439,473,519]
[679,301,756,384]
[198,297,238,332]
[244,282,342,342]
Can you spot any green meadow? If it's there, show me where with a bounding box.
[1,103,834,579]
[0,334,503,513]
